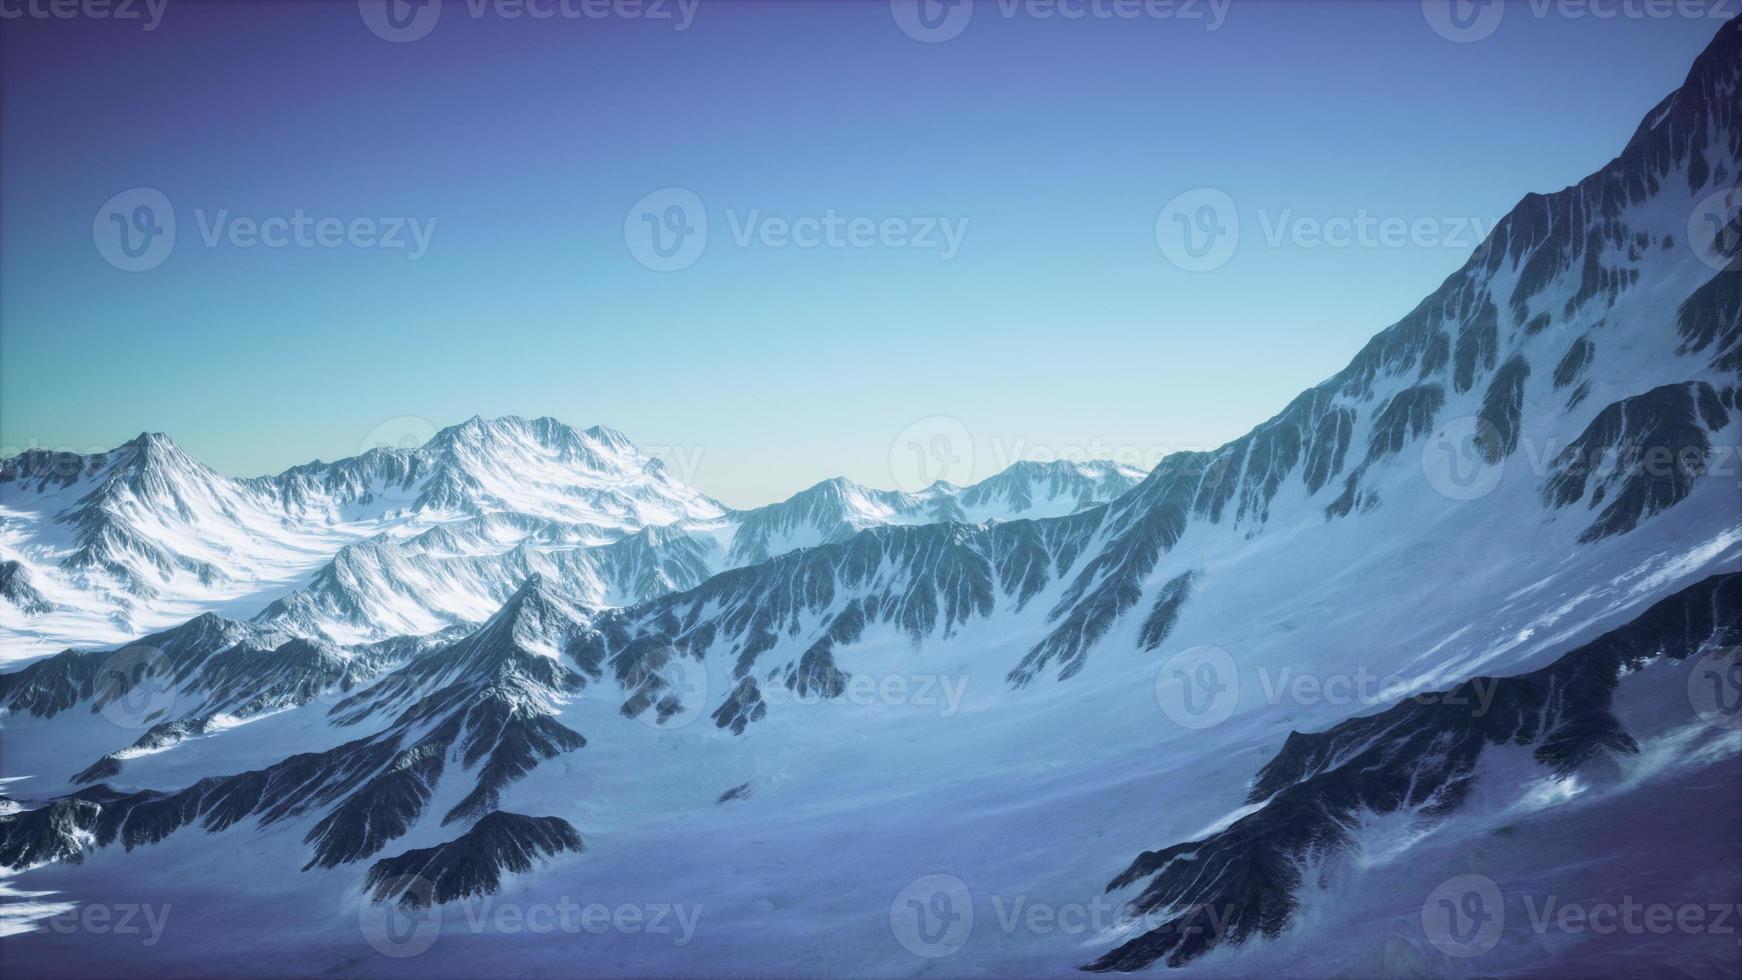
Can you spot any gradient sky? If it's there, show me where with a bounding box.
[0,1,1727,507]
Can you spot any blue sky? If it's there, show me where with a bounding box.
[0,1,1726,506]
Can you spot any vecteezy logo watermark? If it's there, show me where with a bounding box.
[888,415,976,493]
[46,903,172,946]
[1687,647,1742,731]
[724,210,969,259]
[1688,186,1742,272]
[1420,0,1505,42]
[1154,644,1238,730]
[634,651,710,729]
[890,874,974,958]
[1424,0,1742,43]
[1155,187,1238,273]
[889,0,974,41]
[889,879,1236,957]
[761,672,971,718]
[1422,873,1505,957]
[623,189,970,271]
[1421,415,1507,501]
[360,876,442,958]
[192,209,437,259]
[94,644,179,730]
[93,188,176,272]
[1156,188,1503,272]
[359,0,699,43]
[1157,657,1501,731]
[890,0,1231,43]
[93,190,437,270]
[358,0,443,41]
[624,187,708,272]
[0,0,167,30]
[1521,893,1742,943]
[638,442,708,486]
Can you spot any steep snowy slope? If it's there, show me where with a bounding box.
[2,20,1740,980]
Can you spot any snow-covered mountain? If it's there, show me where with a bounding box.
[1,417,1141,652]
[247,460,1141,644]
[0,416,725,657]
[2,20,1740,979]
[725,462,1143,566]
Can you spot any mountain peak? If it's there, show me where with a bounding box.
[1619,16,1740,160]
[123,431,187,460]
[582,424,635,452]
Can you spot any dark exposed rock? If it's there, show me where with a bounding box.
[0,613,254,719]
[1300,407,1355,495]
[0,579,589,874]
[1476,355,1531,463]
[0,611,422,738]
[1554,336,1595,389]
[1677,266,1742,374]
[0,561,52,615]
[1324,462,1375,520]
[1566,381,1592,411]
[1086,572,1740,972]
[364,812,583,908]
[1137,572,1194,652]
[1366,384,1446,461]
[1541,380,1731,542]
[711,677,767,735]
[0,798,104,869]
[1452,298,1500,393]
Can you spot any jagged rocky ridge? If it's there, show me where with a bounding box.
[0,613,460,784]
[0,578,592,872]
[1084,572,1741,972]
[0,560,52,615]
[364,811,584,908]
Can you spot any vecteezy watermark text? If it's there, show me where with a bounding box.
[0,0,167,30]
[360,888,702,958]
[1155,187,1502,272]
[889,874,1235,959]
[762,672,970,717]
[192,210,437,259]
[1155,646,1503,731]
[93,188,437,271]
[1422,873,1742,958]
[359,0,699,43]
[625,188,969,271]
[1422,0,1740,45]
[891,0,1231,44]
[47,903,172,946]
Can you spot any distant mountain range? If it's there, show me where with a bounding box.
[0,416,1141,654]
